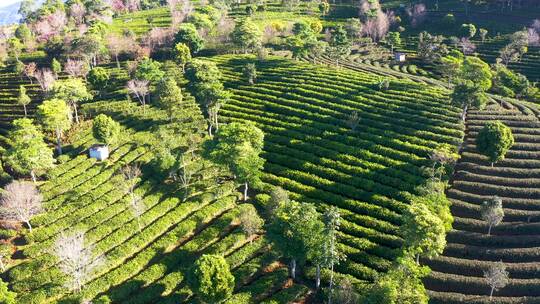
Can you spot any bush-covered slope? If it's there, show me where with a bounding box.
[210,54,464,283]
[425,100,540,304]
[5,61,303,304]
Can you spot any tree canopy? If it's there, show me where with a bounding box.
[3,118,54,182]
[186,254,235,303]
[92,114,121,146]
[476,121,514,165]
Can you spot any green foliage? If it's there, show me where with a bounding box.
[208,122,265,187]
[401,199,447,260]
[461,56,492,91]
[460,23,477,38]
[0,278,16,304]
[88,67,110,91]
[417,31,448,63]
[3,118,54,179]
[439,50,463,84]
[479,28,488,41]
[156,77,183,120]
[186,254,235,303]
[242,63,257,85]
[318,0,330,15]
[135,57,165,85]
[37,98,72,135]
[451,81,488,111]
[185,59,230,132]
[51,58,62,76]
[476,121,514,164]
[267,200,325,267]
[386,32,401,52]
[481,196,504,235]
[365,256,429,304]
[231,18,262,53]
[174,43,191,70]
[51,78,92,123]
[175,23,204,54]
[17,85,31,115]
[92,114,121,146]
[491,64,531,98]
[14,24,31,42]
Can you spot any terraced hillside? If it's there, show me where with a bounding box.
[211,54,464,283]
[6,61,306,304]
[0,68,39,147]
[425,100,540,304]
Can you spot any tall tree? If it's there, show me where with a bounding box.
[208,122,264,201]
[238,204,264,243]
[481,196,504,235]
[365,256,429,304]
[135,57,165,86]
[37,98,72,155]
[242,63,257,85]
[3,118,54,182]
[451,81,488,121]
[461,56,492,91]
[174,23,204,54]
[310,206,345,302]
[386,31,401,53]
[267,201,324,280]
[401,200,447,264]
[185,59,230,135]
[439,50,464,85]
[173,42,191,72]
[51,78,92,124]
[0,181,42,231]
[127,79,150,112]
[476,121,514,166]
[17,85,31,117]
[231,18,262,53]
[186,254,235,303]
[156,77,183,121]
[484,261,509,300]
[55,231,104,292]
[92,114,121,146]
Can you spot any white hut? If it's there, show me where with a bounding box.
[89,145,109,161]
[395,52,406,62]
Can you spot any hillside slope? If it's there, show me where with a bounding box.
[211,54,464,284]
[425,100,540,304]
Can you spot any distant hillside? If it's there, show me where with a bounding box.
[0,2,21,25]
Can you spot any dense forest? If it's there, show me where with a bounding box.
[0,0,537,303]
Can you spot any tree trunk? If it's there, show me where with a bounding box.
[328,263,334,304]
[0,258,5,272]
[208,124,213,137]
[488,224,492,235]
[416,253,420,264]
[243,182,248,202]
[73,103,80,124]
[491,162,494,167]
[290,259,296,279]
[26,220,32,232]
[316,264,321,289]
[30,170,36,183]
[461,104,468,122]
[490,285,495,299]
[23,104,27,117]
[56,127,63,155]
[116,54,120,69]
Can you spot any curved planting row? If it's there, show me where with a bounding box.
[210,54,464,283]
[6,62,303,304]
[425,101,540,303]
